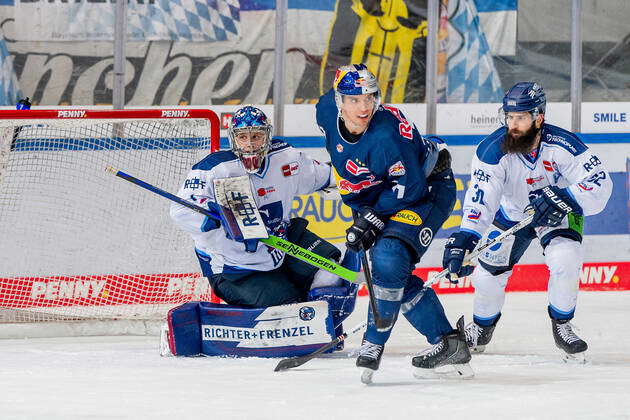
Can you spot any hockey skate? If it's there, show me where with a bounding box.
[356,338,384,384]
[551,318,588,363]
[464,314,501,353]
[412,316,474,379]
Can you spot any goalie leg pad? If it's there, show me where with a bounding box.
[166,302,202,356]
[166,301,336,358]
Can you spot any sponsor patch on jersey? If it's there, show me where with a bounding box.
[184,177,206,190]
[336,144,343,153]
[419,227,433,247]
[473,169,491,182]
[257,186,276,197]
[281,162,299,177]
[525,176,544,185]
[345,159,370,175]
[388,161,406,176]
[577,182,593,191]
[467,209,482,220]
[390,210,422,225]
[190,194,209,205]
[543,160,554,172]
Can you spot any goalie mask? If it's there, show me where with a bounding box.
[228,106,273,173]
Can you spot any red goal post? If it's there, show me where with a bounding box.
[0,108,221,336]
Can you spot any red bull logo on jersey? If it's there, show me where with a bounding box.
[388,161,406,176]
[337,175,382,194]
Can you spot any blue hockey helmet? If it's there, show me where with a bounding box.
[333,64,381,109]
[502,82,546,115]
[228,106,273,173]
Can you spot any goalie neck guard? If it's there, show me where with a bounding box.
[228,106,273,173]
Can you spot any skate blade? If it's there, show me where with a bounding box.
[413,363,474,380]
[562,351,587,364]
[360,368,376,384]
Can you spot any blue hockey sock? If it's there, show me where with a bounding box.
[473,313,501,327]
[401,278,453,344]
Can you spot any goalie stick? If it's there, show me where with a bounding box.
[105,166,358,283]
[274,215,535,372]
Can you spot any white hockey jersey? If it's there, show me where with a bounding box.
[460,123,612,237]
[170,139,333,273]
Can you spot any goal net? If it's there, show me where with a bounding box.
[0,108,220,336]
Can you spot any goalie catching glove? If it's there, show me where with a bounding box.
[528,185,580,228]
[345,207,386,252]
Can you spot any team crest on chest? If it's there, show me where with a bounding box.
[336,144,343,153]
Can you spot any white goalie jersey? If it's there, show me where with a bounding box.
[170,139,333,273]
[460,123,613,237]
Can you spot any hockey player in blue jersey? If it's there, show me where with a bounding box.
[170,106,360,348]
[316,64,472,381]
[442,82,612,361]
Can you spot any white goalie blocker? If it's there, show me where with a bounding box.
[161,300,336,358]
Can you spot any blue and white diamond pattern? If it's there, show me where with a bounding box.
[66,0,240,42]
[446,0,503,103]
[0,28,21,105]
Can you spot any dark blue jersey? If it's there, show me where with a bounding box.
[316,89,437,216]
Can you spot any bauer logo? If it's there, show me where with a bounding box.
[57,110,86,118]
[161,110,190,118]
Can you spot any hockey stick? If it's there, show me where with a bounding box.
[429,214,535,284]
[106,166,358,283]
[274,319,367,372]
[273,271,448,372]
[360,249,392,332]
[274,217,536,372]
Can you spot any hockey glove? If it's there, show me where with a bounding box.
[528,186,580,228]
[442,231,479,283]
[345,207,386,252]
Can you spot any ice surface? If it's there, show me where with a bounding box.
[2,291,629,419]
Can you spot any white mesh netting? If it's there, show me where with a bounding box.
[0,111,219,325]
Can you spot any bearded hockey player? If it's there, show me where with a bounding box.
[442,82,612,362]
[317,64,472,383]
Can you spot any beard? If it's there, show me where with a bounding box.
[501,123,541,154]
